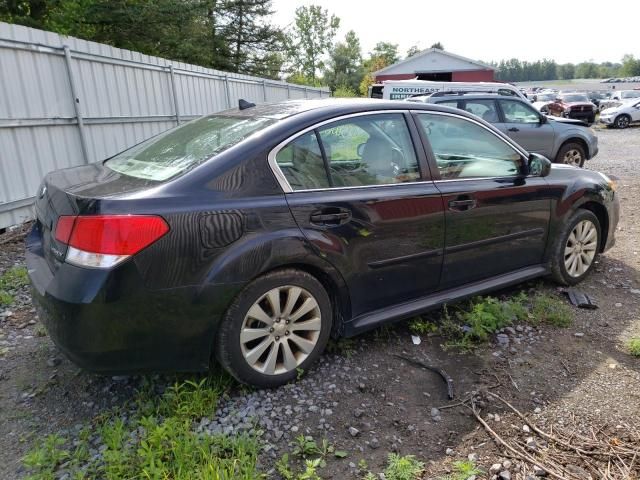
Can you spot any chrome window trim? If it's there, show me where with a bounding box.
[411,109,530,158]
[267,110,415,194]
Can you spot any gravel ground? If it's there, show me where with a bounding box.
[0,126,639,479]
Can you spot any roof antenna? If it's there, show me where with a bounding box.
[238,99,256,110]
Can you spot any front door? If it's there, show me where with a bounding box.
[273,111,445,317]
[496,98,556,159]
[414,110,552,289]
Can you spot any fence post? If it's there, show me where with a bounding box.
[62,45,90,164]
[168,65,181,125]
[287,84,291,99]
[304,87,308,99]
[262,80,268,102]
[224,76,232,108]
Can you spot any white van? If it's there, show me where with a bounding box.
[370,79,528,102]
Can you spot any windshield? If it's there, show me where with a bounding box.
[537,94,556,101]
[561,94,589,102]
[621,91,640,99]
[106,115,275,181]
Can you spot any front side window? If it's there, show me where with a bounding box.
[417,113,524,180]
[499,100,540,123]
[106,115,275,181]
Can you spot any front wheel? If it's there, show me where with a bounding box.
[614,114,631,129]
[215,269,332,387]
[555,142,586,167]
[550,209,601,286]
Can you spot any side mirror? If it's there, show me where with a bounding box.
[539,115,547,124]
[528,153,552,177]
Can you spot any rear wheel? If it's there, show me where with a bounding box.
[550,209,601,286]
[555,142,586,167]
[215,269,332,387]
[615,114,631,129]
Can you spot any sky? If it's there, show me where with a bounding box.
[271,0,639,65]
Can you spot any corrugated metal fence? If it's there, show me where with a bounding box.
[0,22,330,229]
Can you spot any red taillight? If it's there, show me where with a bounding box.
[55,215,169,255]
[54,216,76,244]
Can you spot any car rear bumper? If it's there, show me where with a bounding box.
[26,225,241,373]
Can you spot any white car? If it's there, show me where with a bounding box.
[599,90,640,111]
[599,98,640,129]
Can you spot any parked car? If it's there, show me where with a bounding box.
[587,91,610,112]
[599,90,640,111]
[531,93,557,114]
[547,93,597,123]
[369,79,529,101]
[599,98,640,128]
[407,93,598,166]
[26,99,619,387]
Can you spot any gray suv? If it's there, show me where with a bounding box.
[408,93,598,167]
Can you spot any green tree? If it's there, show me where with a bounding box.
[620,54,640,77]
[359,55,387,96]
[286,4,340,83]
[223,0,283,76]
[370,41,399,65]
[575,62,600,78]
[324,30,364,93]
[430,41,444,50]
[406,44,421,57]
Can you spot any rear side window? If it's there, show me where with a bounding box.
[275,132,330,190]
[463,99,499,123]
[275,113,420,190]
[106,115,275,181]
[417,113,523,179]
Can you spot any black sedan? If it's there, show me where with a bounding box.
[26,99,619,387]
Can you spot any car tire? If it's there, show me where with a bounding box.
[214,268,333,387]
[614,114,631,129]
[550,209,601,286]
[555,142,586,167]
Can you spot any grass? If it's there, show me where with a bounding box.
[0,266,28,306]
[411,289,573,351]
[23,372,262,480]
[627,338,640,357]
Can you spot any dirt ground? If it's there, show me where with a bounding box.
[0,126,639,479]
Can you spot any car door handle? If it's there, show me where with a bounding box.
[448,199,477,211]
[508,127,520,132]
[310,209,351,226]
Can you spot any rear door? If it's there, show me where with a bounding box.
[497,99,555,158]
[272,111,445,317]
[414,110,551,289]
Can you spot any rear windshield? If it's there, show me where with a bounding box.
[106,115,275,181]
[621,91,640,99]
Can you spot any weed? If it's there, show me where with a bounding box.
[23,434,69,479]
[439,459,483,480]
[293,435,321,458]
[530,293,572,327]
[627,338,640,357]
[384,453,425,480]
[409,317,439,335]
[296,367,304,380]
[0,266,28,306]
[358,458,369,472]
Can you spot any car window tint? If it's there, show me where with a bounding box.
[317,114,420,187]
[275,132,330,190]
[463,100,499,123]
[417,113,523,180]
[499,100,540,124]
[436,100,460,109]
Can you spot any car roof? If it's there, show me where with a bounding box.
[428,93,524,101]
[214,98,484,121]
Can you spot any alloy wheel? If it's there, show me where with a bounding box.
[240,286,322,375]
[563,149,583,166]
[616,116,630,128]
[564,220,598,278]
